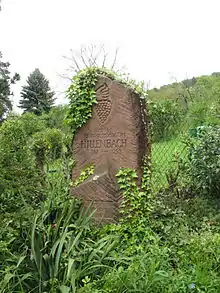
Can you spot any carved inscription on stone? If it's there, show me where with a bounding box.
[75,128,127,154]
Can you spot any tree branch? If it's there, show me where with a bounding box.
[111,47,119,70]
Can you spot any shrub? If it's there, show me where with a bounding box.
[42,105,70,132]
[185,125,220,197]
[149,99,184,141]
[31,128,65,171]
[0,117,43,211]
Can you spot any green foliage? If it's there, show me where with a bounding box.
[73,164,95,187]
[108,165,158,256]
[186,87,220,128]
[66,67,147,136]
[43,105,70,132]
[80,185,220,292]
[0,112,68,213]
[149,99,184,141]
[0,51,20,122]
[66,67,98,135]
[116,168,149,220]
[1,70,220,293]
[184,125,220,196]
[147,80,192,107]
[81,251,171,293]
[149,72,220,195]
[42,105,73,158]
[2,136,220,293]
[31,128,64,171]
[0,116,44,210]
[0,167,120,293]
[148,73,220,144]
[30,208,118,292]
[17,112,47,135]
[19,68,55,115]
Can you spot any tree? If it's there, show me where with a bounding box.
[19,68,55,115]
[0,52,20,122]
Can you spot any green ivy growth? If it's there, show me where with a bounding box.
[116,163,152,222]
[66,67,148,136]
[141,156,152,192]
[113,166,155,255]
[72,164,95,187]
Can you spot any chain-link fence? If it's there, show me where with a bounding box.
[150,114,220,194]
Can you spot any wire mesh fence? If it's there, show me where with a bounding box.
[151,136,186,193]
[150,114,220,194]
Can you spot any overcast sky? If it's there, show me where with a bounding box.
[1,0,220,112]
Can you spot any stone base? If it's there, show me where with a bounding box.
[73,170,122,222]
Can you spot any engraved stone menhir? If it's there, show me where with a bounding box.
[72,76,150,222]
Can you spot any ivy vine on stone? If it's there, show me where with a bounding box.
[65,67,148,137]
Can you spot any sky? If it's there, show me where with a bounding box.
[1,0,220,112]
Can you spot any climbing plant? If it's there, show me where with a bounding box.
[72,164,95,187]
[66,67,148,136]
[106,165,156,255]
[116,162,152,222]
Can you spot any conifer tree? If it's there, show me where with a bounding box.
[19,68,55,115]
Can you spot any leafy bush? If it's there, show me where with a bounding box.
[185,95,220,128]
[17,112,46,135]
[0,117,44,211]
[185,126,220,196]
[0,112,70,213]
[31,128,65,171]
[149,99,184,141]
[42,105,70,132]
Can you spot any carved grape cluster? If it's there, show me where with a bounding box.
[96,100,112,124]
[95,83,112,124]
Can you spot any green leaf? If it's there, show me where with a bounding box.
[59,285,71,293]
